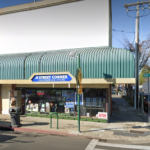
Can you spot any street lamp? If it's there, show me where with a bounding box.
[69,51,81,132]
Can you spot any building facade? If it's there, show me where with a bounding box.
[0,47,135,121]
[0,0,135,121]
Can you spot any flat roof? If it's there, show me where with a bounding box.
[0,0,80,15]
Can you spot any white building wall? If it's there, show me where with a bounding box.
[0,0,111,54]
[1,85,11,114]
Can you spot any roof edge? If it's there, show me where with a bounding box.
[0,0,80,15]
[0,46,132,56]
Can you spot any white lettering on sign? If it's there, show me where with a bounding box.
[98,112,107,120]
[35,76,39,80]
[33,74,71,82]
[39,76,51,79]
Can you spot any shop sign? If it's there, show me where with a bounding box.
[32,74,72,82]
[98,112,107,119]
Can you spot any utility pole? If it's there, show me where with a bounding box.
[124,1,150,110]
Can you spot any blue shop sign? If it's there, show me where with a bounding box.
[32,74,72,82]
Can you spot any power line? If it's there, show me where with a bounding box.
[126,9,150,18]
[113,29,135,34]
[125,1,150,18]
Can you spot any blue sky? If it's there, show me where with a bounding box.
[0,0,150,49]
[112,0,150,48]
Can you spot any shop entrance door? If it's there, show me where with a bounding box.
[84,89,107,117]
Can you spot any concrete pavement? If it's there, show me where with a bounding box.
[0,97,150,144]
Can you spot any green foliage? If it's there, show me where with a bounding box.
[25,113,107,123]
[139,65,150,85]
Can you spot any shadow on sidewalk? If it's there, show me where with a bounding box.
[21,122,49,127]
[0,119,11,127]
[109,97,148,123]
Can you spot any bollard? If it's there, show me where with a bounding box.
[141,94,144,113]
[56,113,58,129]
[50,115,52,128]
[50,112,58,129]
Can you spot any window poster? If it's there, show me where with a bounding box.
[62,91,75,108]
[26,103,38,112]
[9,90,17,108]
[75,92,83,105]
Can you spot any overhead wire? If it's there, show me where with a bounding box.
[113,29,135,34]
[112,35,124,48]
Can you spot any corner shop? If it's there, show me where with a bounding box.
[0,47,135,121]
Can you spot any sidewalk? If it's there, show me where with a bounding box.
[0,97,150,144]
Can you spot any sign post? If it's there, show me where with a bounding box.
[143,73,150,123]
[69,51,82,132]
[75,54,83,132]
[78,54,80,132]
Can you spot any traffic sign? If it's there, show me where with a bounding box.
[77,88,82,94]
[143,74,150,77]
[76,85,83,89]
[76,86,83,94]
[76,68,82,85]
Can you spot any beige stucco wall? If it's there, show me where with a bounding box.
[1,84,11,114]
[1,85,22,114]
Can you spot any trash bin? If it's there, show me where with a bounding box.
[9,107,21,127]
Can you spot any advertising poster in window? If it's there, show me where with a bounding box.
[9,90,17,108]
[62,91,75,108]
[75,92,83,105]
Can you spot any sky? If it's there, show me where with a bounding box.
[112,0,150,48]
[0,0,150,52]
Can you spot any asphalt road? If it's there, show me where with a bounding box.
[0,130,91,150]
[0,130,150,150]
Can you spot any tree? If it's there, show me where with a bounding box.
[124,35,150,70]
[139,64,150,85]
[123,36,150,99]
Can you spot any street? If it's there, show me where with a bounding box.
[0,130,90,150]
[0,130,150,150]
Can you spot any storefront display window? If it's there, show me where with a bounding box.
[85,97,90,106]
[18,88,107,116]
[62,91,75,113]
[25,89,75,114]
[84,89,106,108]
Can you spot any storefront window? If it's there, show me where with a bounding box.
[25,89,76,114]
[84,89,106,108]
[85,98,90,106]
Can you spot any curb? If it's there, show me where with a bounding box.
[0,125,100,140]
[0,125,14,131]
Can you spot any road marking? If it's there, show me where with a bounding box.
[97,142,150,150]
[85,139,98,150]
[94,148,108,150]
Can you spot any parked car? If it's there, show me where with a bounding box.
[143,94,148,112]
[118,87,123,92]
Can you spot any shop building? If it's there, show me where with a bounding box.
[0,0,135,121]
[0,47,135,121]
